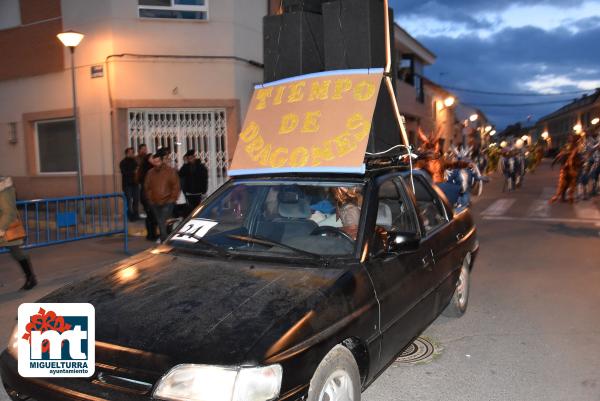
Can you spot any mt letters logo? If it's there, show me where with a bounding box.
[18,303,95,377]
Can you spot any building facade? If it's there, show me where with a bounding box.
[0,0,265,199]
[536,89,600,148]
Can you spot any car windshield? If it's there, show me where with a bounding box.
[168,180,365,258]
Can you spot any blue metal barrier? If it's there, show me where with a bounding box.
[1,193,128,254]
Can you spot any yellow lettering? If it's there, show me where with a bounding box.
[308,80,331,101]
[255,88,273,110]
[353,80,376,101]
[301,111,322,133]
[287,81,306,103]
[245,135,265,158]
[273,86,286,106]
[279,113,299,135]
[346,113,371,141]
[332,133,358,157]
[270,147,288,168]
[311,143,335,166]
[255,144,272,166]
[240,122,260,143]
[289,147,309,167]
[332,79,352,100]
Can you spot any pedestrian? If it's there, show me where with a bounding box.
[136,143,148,166]
[138,150,158,241]
[550,135,583,204]
[144,149,180,242]
[119,147,140,221]
[179,149,209,213]
[0,176,36,290]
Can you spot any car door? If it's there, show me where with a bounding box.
[364,174,435,370]
[411,175,458,315]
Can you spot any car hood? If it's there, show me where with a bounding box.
[39,250,347,369]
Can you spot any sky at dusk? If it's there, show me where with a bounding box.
[391,0,600,129]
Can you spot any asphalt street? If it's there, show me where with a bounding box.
[364,162,600,401]
[0,161,599,401]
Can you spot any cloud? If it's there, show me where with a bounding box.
[393,0,600,38]
[391,0,588,17]
[526,74,600,94]
[392,5,600,128]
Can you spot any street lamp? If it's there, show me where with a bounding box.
[443,96,456,108]
[592,117,599,125]
[541,131,549,140]
[57,30,85,196]
[573,123,582,133]
[485,125,492,133]
[469,114,479,122]
[490,130,497,136]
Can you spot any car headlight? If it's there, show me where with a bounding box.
[153,364,282,401]
[7,325,18,359]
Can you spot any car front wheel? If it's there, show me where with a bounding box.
[307,345,361,401]
[443,253,471,317]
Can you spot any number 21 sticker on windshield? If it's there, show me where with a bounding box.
[172,219,219,243]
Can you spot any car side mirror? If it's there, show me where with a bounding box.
[387,232,420,254]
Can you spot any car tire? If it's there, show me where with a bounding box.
[443,253,471,318]
[307,345,361,401]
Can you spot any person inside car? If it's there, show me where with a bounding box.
[331,186,363,239]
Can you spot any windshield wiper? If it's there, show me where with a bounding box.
[226,234,322,260]
[169,233,232,258]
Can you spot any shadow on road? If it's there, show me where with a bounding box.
[546,223,600,238]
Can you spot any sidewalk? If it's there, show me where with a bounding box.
[0,235,150,340]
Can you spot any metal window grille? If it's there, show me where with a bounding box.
[128,108,229,194]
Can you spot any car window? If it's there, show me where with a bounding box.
[370,177,418,255]
[412,177,448,234]
[376,178,418,233]
[170,181,364,257]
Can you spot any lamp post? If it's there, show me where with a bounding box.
[57,30,85,196]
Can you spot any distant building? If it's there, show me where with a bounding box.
[393,25,440,146]
[536,89,600,148]
[421,78,457,152]
[0,0,265,199]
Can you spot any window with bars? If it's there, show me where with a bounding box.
[138,0,209,21]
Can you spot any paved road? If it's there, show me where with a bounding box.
[1,162,598,401]
[364,162,600,401]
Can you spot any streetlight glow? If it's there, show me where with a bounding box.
[573,123,582,133]
[444,96,456,108]
[490,130,496,136]
[592,117,600,125]
[500,141,508,148]
[485,125,492,133]
[521,135,529,142]
[57,30,85,195]
[57,31,85,48]
[541,131,549,140]
[469,114,479,122]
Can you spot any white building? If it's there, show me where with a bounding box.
[0,0,265,198]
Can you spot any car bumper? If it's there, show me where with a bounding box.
[1,351,151,401]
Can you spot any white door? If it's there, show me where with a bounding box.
[128,108,229,194]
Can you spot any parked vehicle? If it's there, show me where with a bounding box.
[2,168,478,401]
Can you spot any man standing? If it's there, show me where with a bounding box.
[119,147,140,221]
[179,149,209,213]
[144,149,180,242]
[138,149,158,241]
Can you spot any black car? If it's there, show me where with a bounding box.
[2,168,478,401]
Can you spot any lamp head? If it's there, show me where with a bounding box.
[57,31,84,48]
